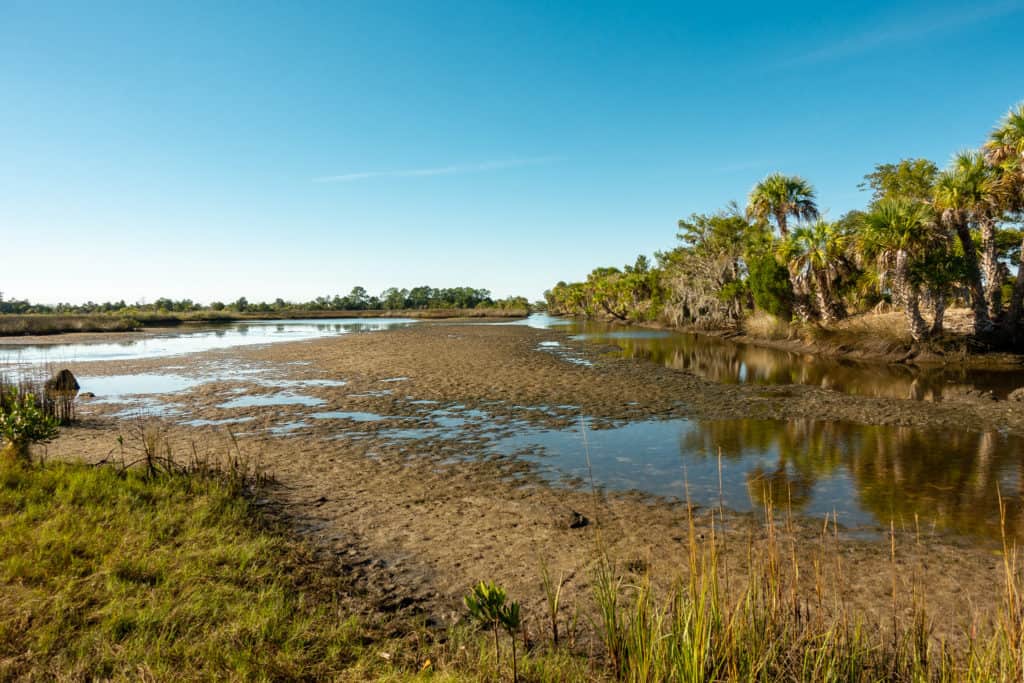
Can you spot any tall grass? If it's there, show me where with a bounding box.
[0,370,76,424]
[586,485,1024,681]
[0,314,139,336]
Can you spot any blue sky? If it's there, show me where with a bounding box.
[2,1,1023,304]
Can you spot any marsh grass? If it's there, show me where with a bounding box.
[742,311,796,341]
[0,308,528,337]
[0,314,139,336]
[584,485,1024,682]
[0,455,400,681]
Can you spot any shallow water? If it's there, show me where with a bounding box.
[218,392,326,409]
[524,315,1024,401]
[493,416,1024,541]
[82,373,204,399]
[0,318,417,366]
[11,312,1024,543]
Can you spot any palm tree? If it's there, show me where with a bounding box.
[985,103,1024,328]
[933,151,998,333]
[747,173,820,321]
[777,219,848,324]
[746,173,819,237]
[859,199,939,342]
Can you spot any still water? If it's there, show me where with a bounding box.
[523,315,1024,401]
[3,312,1022,541]
[0,318,417,366]
[494,416,1024,541]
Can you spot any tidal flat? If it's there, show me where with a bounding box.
[22,317,1024,650]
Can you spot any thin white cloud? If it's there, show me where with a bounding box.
[314,156,565,183]
[781,0,1024,67]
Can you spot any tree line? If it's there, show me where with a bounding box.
[546,103,1024,345]
[0,286,530,315]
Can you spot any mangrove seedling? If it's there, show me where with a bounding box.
[501,596,522,683]
[0,387,60,463]
[465,580,522,681]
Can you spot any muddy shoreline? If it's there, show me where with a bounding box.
[39,322,1024,646]
[619,308,1024,370]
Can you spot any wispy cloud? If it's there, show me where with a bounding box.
[314,156,565,183]
[780,0,1024,68]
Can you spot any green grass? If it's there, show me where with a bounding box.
[0,460,389,680]
[0,458,591,682]
[8,455,1023,681]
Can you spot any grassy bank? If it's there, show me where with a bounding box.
[0,308,528,337]
[0,456,590,681]
[0,314,140,336]
[0,459,392,680]
[5,455,1024,680]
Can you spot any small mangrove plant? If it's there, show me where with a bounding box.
[0,387,59,463]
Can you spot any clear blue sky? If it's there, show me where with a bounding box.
[3,0,1023,304]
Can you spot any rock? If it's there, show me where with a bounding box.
[568,510,589,529]
[79,392,96,399]
[44,369,80,398]
[1009,387,1024,402]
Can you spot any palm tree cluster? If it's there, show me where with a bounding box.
[546,103,1024,347]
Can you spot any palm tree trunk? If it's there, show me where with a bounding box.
[789,274,816,322]
[930,289,945,336]
[1007,235,1024,331]
[954,223,992,335]
[981,219,1002,319]
[814,271,834,324]
[826,280,847,322]
[776,212,788,238]
[896,249,928,342]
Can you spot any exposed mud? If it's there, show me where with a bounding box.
[43,322,1024,646]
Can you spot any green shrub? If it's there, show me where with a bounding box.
[0,388,59,462]
[747,253,793,320]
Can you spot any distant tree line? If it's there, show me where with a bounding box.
[0,286,530,315]
[546,102,1024,345]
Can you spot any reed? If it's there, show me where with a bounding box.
[584,483,1024,681]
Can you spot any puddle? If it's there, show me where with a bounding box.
[535,343,593,367]
[81,373,205,400]
[218,392,326,408]
[380,376,409,383]
[311,411,386,422]
[180,416,255,427]
[269,421,307,435]
[258,378,347,388]
[109,401,183,419]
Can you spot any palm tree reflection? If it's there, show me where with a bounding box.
[684,419,1023,540]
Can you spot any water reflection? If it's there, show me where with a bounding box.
[526,315,1024,401]
[0,318,418,366]
[494,416,1024,541]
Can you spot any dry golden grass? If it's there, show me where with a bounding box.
[741,311,795,340]
[0,314,139,336]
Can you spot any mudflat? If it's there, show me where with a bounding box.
[46,322,1024,645]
